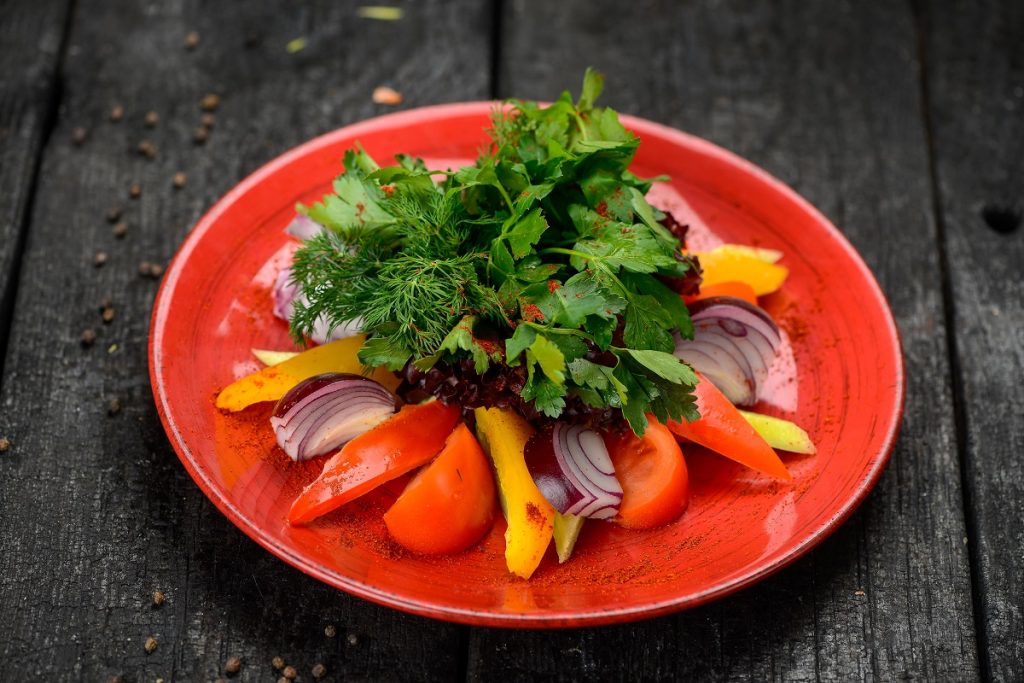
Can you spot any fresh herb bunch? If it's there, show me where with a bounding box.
[290,69,700,435]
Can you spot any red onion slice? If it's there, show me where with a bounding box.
[272,266,364,344]
[674,296,781,406]
[524,423,623,520]
[270,373,396,461]
[284,214,324,240]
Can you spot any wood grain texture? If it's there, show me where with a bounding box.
[0,1,494,680]
[472,1,981,680]
[919,0,1024,679]
[0,0,72,375]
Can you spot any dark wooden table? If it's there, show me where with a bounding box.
[1,1,1020,680]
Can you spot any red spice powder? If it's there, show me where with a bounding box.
[546,280,560,293]
[525,502,545,527]
[521,303,545,323]
[595,201,608,217]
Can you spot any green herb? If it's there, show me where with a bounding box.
[289,69,698,434]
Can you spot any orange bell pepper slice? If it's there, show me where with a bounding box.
[667,372,791,479]
[288,400,460,524]
[684,280,758,306]
[693,245,788,296]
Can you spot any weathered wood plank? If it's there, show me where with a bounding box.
[0,0,73,374]
[0,1,494,680]
[472,1,980,680]
[919,0,1024,679]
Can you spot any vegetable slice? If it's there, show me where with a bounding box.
[667,372,791,479]
[252,348,299,366]
[524,423,623,519]
[287,400,460,524]
[739,410,816,454]
[552,513,585,564]
[383,424,497,554]
[270,373,396,461]
[674,296,781,406]
[683,281,758,306]
[474,407,555,579]
[605,420,689,529]
[693,245,788,295]
[215,336,400,412]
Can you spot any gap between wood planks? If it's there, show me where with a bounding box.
[0,0,78,392]
[908,0,988,678]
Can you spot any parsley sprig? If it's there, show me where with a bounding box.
[289,69,699,435]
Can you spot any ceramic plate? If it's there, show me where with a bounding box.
[149,103,904,627]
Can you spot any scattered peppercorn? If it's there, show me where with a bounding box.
[94,251,109,267]
[372,86,403,105]
[172,172,187,189]
[152,589,165,606]
[311,663,326,679]
[144,110,159,127]
[214,679,225,683]
[101,306,115,324]
[193,127,209,145]
[108,398,122,416]
[81,328,97,347]
[138,140,158,159]
[113,221,128,238]
[277,678,289,683]
[271,656,285,670]
[184,31,200,49]
[225,656,241,674]
[107,675,124,683]
[110,104,125,122]
[200,113,216,128]
[324,624,337,638]
[200,93,221,111]
[72,127,88,145]
[139,261,164,278]
[144,636,158,654]
[106,205,123,223]
[282,666,297,680]
[129,182,142,198]
[347,633,358,646]
[0,437,10,453]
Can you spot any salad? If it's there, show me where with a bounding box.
[215,70,815,579]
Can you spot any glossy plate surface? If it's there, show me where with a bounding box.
[149,103,904,627]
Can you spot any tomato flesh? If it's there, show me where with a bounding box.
[287,400,460,524]
[384,424,497,554]
[606,420,689,529]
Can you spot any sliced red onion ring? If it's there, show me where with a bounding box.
[284,214,324,241]
[674,295,781,406]
[272,266,364,344]
[524,423,623,520]
[270,373,396,461]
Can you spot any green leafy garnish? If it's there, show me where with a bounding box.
[289,69,698,434]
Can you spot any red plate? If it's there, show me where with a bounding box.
[149,103,904,627]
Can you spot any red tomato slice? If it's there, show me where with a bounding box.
[287,400,460,524]
[383,424,497,555]
[667,373,791,479]
[684,280,758,306]
[606,420,689,529]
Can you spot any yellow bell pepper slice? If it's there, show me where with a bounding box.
[553,512,585,564]
[251,348,299,366]
[474,407,555,579]
[693,245,789,296]
[739,410,816,454]
[216,336,400,412]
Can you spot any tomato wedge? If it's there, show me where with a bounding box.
[684,280,758,306]
[383,424,497,554]
[288,400,460,524]
[605,421,689,529]
[667,373,791,479]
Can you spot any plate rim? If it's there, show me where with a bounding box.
[148,101,906,628]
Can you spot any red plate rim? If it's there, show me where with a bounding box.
[148,101,906,627]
